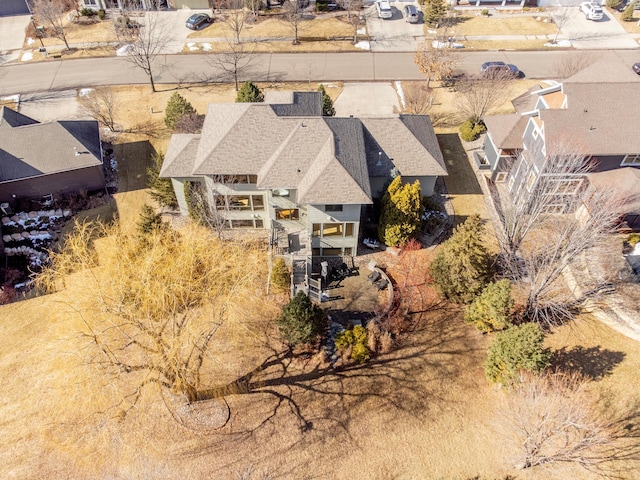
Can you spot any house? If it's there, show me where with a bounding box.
[80,0,204,11]
[482,59,640,217]
[160,91,447,258]
[0,106,105,204]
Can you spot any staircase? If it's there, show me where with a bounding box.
[291,255,308,297]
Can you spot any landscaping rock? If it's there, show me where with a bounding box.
[21,231,30,238]
[11,233,22,241]
[28,211,38,218]
[3,235,12,242]
[1,217,10,224]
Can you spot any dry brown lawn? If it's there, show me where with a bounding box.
[188,14,355,39]
[462,39,558,50]
[28,17,119,48]
[443,15,557,36]
[183,39,359,53]
[608,8,640,34]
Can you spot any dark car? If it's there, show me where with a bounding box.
[480,61,520,78]
[403,5,420,23]
[185,13,211,30]
[633,63,640,75]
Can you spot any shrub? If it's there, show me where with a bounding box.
[164,92,196,130]
[277,291,325,347]
[137,204,164,236]
[335,325,370,363]
[317,84,335,117]
[628,233,640,246]
[271,258,290,291]
[378,176,423,247]
[97,9,106,19]
[464,279,514,333]
[621,2,634,20]
[481,8,489,15]
[485,323,551,385]
[80,7,97,16]
[459,119,486,142]
[147,152,178,209]
[430,214,491,304]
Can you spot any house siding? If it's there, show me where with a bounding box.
[0,166,105,203]
[308,204,361,255]
[593,155,635,172]
[483,135,500,170]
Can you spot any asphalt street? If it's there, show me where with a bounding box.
[1,49,638,95]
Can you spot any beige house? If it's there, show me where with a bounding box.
[160,91,447,258]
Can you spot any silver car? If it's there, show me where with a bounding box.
[403,5,420,23]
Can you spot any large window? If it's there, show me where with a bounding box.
[311,222,355,237]
[230,219,264,228]
[554,179,582,195]
[622,154,640,166]
[216,195,264,211]
[275,208,299,220]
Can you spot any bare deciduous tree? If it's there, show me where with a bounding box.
[32,0,72,50]
[501,371,640,476]
[402,83,433,115]
[115,7,172,93]
[455,71,514,124]
[220,0,249,44]
[281,0,308,45]
[339,0,364,43]
[208,40,256,91]
[547,6,572,44]
[414,41,456,89]
[78,87,120,132]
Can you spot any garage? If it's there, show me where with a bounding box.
[0,0,31,16]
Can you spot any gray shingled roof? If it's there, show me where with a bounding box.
[484,113,529,150]
[0,107,102,183]
[161,97,447,205]
[564,57,640,84]
[541,82,640,156]
[588,167,640,214]
[266,91,322,117]
[361,116,447,177]
[159,134,200,178]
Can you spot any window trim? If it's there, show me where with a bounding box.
[621,154,640,166]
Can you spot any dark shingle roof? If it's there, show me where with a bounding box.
[0,107,102,183]
[267,91,323,117]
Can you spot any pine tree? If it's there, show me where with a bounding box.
[484,323,551,385]
[464,279,514,333]
[378,176,423,247]
[164,92,196,130]
[621,2,634,21]
[425,0,448,27]
[236,81,265,103]
[430,214,491,303]
[276,291,325,347]
[137,204,165,235]
[270,258,291,291]
[317,84,335,116]
[147,152,178,209]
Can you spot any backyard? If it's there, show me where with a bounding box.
[1,81,639,479]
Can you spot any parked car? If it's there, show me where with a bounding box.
[633,63,640,75]
[480,61,520,78]
[580,2,603,20]
[185,13,211,30]
[376,0,393,19]
[403,4,420,23]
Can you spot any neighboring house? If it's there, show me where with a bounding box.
[0,0,31,17]
[0,106,105,204]
[160,91,447,258]
[482,60,640,218]
[80,0,205,10]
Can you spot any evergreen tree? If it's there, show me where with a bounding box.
[378,176,423,247]
[430,214,490,303]
[464,279,514,333]
[147,152,178,209]
[137,204,165,235]
[424,0,448,27]
[164,92,195,130]
[236,81,265,103]
[621,1,634,21]
[276,291,325,347]
[271,257,291,291]
[317,84,335,116]
[484,323,551,385]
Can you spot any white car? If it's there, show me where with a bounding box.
[376,0,393,19]
[580,2,603,20]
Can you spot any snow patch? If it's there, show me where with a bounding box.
[202,43,212,51]
[1,94,20,104]
[544,40,571,47]
[116,44,133,56]
[432,40,464,49]
[357,27,366,35]
[27,37,34,46]
[394,81,405,110]
[21,51,33,62]
[354,41,370,50]
[78,88,94,97]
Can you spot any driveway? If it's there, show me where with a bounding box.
[334,82,401,117]
[0,14,31,63]
[366,1,426,52]
[548,6,639,49]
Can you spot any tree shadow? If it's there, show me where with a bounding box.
[437,133,482,195]
[551,345,626,380]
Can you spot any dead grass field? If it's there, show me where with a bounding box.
[183,39,359,53]
[444,15,557,36]
[461,39,558,50]
[188,15,355,39]
[28,17,119,48]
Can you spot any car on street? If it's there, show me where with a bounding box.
[580,2,604,20]
[376,0,393,19]
[480,61,520,78]
[403,4,420,23]
[185,13,211,30]
[633,63,640,75]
